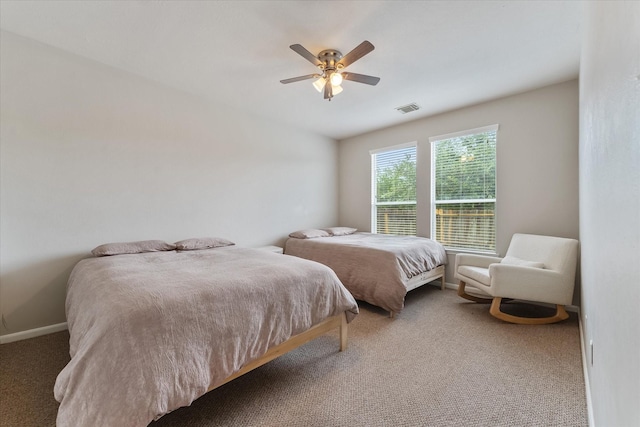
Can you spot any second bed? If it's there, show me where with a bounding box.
[285,230,448,316]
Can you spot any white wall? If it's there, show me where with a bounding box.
[579,2,640,426]
[0,31,339,337]
[338,80,579,285]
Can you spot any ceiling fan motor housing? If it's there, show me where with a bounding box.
[317,49,343,72]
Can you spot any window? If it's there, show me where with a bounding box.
[430,125,498,252]
[371,143,417,235]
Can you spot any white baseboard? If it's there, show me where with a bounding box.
[578,312,595,427]
[443,281,458,290]
[0,322,68,344]
[566,304,580,313]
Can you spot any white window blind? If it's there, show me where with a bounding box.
[371,143,417,235]
[430,125,498,251]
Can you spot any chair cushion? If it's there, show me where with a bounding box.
[500,256,545,269]
[457,265,491,285]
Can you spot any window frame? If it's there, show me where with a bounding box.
[429,124,499,253]
[370,141,418,235]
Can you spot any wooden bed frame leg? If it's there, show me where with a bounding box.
[208,313,348,392]
[339,312,348,351]
[441,272,446,290]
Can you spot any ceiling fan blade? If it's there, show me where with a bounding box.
[342,72,380,86]
[280,74,319,84]
[337,40,375,68]
[324,81,333,100]
[290,44,323,67]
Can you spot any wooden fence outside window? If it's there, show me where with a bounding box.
[375,206,495,252]
[435,208,495,251]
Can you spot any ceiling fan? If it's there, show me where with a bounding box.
[280,40,380,101]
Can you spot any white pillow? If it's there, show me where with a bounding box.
[174,237,235,251]
[288,229,331,239]
[91,240,176,257]
[501,256,545,269]
[322,227,357,236]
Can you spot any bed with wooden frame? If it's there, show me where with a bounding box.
[210,313,348,392]
[284,229,448,317]
[54,242,358,427]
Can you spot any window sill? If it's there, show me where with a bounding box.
[443,248,499,257]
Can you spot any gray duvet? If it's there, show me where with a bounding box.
[284,233,447,314]
[54,247,358,427]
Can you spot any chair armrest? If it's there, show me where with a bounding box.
[455,253,503,270]
[489,264,574,305]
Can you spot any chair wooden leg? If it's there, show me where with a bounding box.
[457,280,493,304]
[489,297,570,324]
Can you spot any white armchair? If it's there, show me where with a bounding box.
[454,233,579,324]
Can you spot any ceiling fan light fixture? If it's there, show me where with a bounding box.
[331,84,343,96]
[312,77,327,92]
[330,72,343,86]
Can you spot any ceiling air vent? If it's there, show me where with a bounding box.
[395,103,420,114]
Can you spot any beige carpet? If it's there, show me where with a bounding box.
[0,286,588,426]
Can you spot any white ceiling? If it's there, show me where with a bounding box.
[0,1,582,140]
